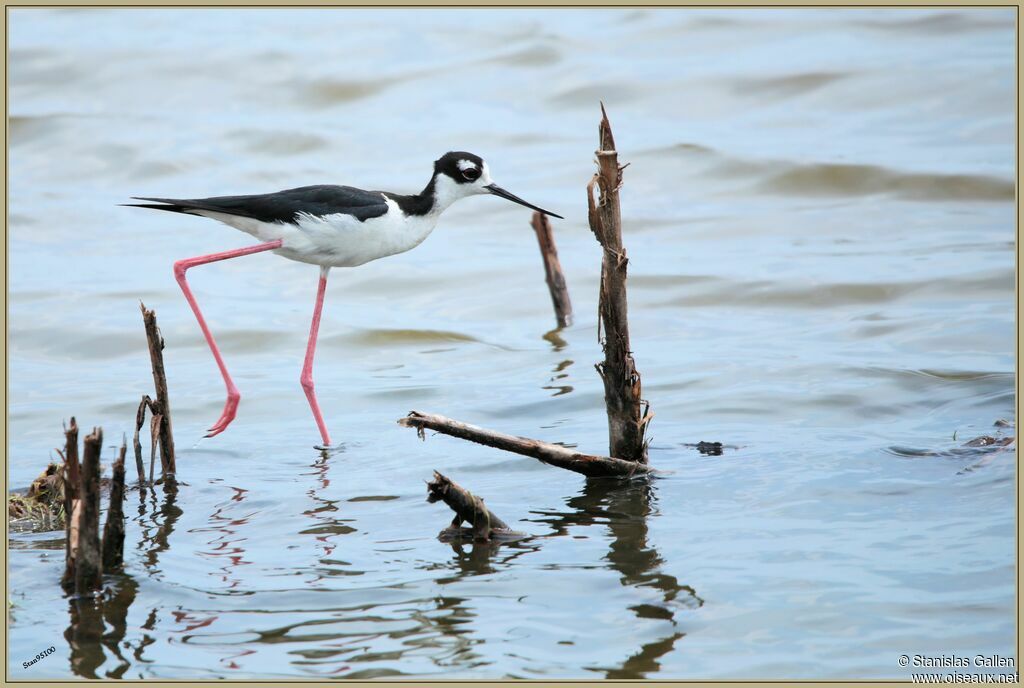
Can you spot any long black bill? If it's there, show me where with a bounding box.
[485,184,563,219]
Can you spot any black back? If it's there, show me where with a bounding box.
[129,185,390,223]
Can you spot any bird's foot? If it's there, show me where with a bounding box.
[205,393,240,438]
[314,441,346,456]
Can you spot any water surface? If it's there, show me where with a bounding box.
[8,8,1016,680]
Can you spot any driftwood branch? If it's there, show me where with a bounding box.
[426,471,517,542]
[588,103,650,463]
[400,411,652,478]
[531,211,573,328]
[74,428,103,595]
[141,303,175,477]
[101,441,127,572]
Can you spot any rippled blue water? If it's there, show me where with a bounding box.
[8,7,1016,679]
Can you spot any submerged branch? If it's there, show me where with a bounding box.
[426,471,519,542]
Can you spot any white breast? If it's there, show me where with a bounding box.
[196,197,441,268]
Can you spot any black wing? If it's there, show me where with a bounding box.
[125,185,390,223]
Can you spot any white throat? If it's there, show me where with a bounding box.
[430,174,465,215]
[429,163,493,215]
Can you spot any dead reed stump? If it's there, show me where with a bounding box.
[73,428,103,595]
[531,211,573,328]
[587,103,651,463]
[101,443,127,572]
[141,303,176,477]
[132,303,176,485]
[60,418,80,591]
[59,424,128,592]
[132,396,150,484]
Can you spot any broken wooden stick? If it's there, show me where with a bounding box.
[133,395,150,485]
[60,418,80,591]
[426,471,518,542]
[587,103,651,463]
[401,411,652,478]
[101,441,127,573]
[141,303,175,477]
[531,211,573,328]
[149,412,161,484]
[74,428,103,595]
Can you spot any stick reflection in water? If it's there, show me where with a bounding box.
[530,478,701,679]
[64,481,180,678]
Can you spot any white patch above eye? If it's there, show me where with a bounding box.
[457,159,477,172]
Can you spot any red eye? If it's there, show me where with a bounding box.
[462,167,480,181]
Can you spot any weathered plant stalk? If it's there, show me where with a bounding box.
[426,471,515,541]
[141,303,175,477]
[149,413,162,484]
[101,441,127,572]
[531,211,573,328]
[60,418,80,591]
[400,411,652,478]
[74,428,103,595]
[587,103,651,463]
[133,396,151,485]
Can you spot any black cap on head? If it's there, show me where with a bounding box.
[432,151,564,219]
[434,151,485,184]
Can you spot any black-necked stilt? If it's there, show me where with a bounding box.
[125,152,562,449]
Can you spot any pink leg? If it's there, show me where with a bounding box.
[173,239,283,438]
[301,266,333,447]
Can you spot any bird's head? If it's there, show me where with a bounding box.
[431,151,563,219]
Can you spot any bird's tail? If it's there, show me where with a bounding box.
[120,197,193,214]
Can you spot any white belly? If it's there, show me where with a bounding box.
[197,198,440,268]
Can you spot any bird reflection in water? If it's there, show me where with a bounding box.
[191,481,253,591]
[300,448,359,583]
